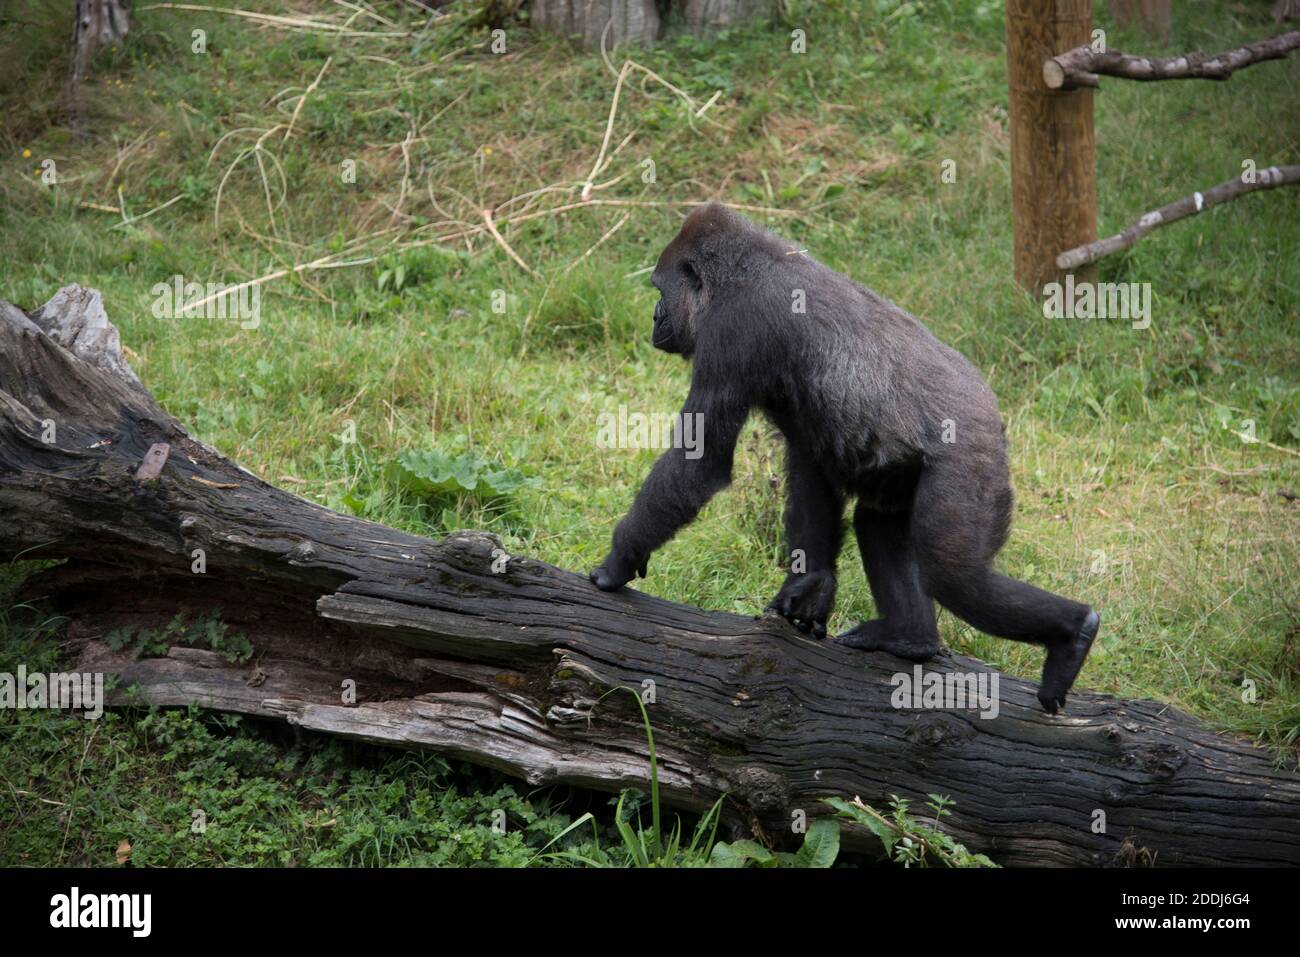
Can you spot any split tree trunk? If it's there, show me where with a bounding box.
[527,0,777,48]
[2,286,1299,867]
[69,0,130,91]
[684,0,775,30]
[529,0,660,47]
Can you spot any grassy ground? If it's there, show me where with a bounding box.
[0,0,1296,866]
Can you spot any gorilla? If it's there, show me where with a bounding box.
[590,203,1099,713]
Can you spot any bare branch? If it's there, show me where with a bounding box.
[1044,30,1300,89]
[1056,165,1300,270]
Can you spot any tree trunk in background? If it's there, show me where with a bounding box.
[684,0,775,30]
[3,285,1300,867]
[1274,0,1300,23]
[1108,0,1171,41]
[69,0,130,91]
[529,0,660,47]
[527,0,778,48]
[1005,0,1097,292]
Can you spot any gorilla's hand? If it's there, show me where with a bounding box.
[766,570,836,638]
[590,548,649,591]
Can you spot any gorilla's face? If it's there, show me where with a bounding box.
[650,257,703,357]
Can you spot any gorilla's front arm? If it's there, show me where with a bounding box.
[766,452,844,637]
[590,380,748,591]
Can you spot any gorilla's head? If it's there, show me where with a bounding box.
[649,203,735,357]
[649,257,702,357]
[649,203,792,358]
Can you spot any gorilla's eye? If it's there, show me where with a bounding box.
[681,261,703,291]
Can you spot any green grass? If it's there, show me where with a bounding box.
[1,0,1297,865]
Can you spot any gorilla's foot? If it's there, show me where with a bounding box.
[832,619,940,662]
[1037,609,1100,714]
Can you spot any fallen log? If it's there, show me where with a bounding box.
[2,285,1298,867]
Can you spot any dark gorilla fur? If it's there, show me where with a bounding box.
[590,203,1100,713]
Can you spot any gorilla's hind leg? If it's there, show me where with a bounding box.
[909,460,1100,713]
[833,504,940,661]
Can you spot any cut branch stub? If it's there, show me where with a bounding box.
[3,286,1300,866]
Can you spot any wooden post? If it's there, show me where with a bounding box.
[1005,0,1097,292]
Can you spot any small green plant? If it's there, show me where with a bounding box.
[709,816,840,868]
[826,794,998,868]
[533,687,841,868]
[388,448,540,503]
[531,688,725,867]
[103,610,255,665]
[372,247,457,294]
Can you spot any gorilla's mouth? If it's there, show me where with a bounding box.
[652,300,675,350]
[652,319,673,348]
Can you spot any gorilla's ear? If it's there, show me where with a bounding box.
[681,259,704,291]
